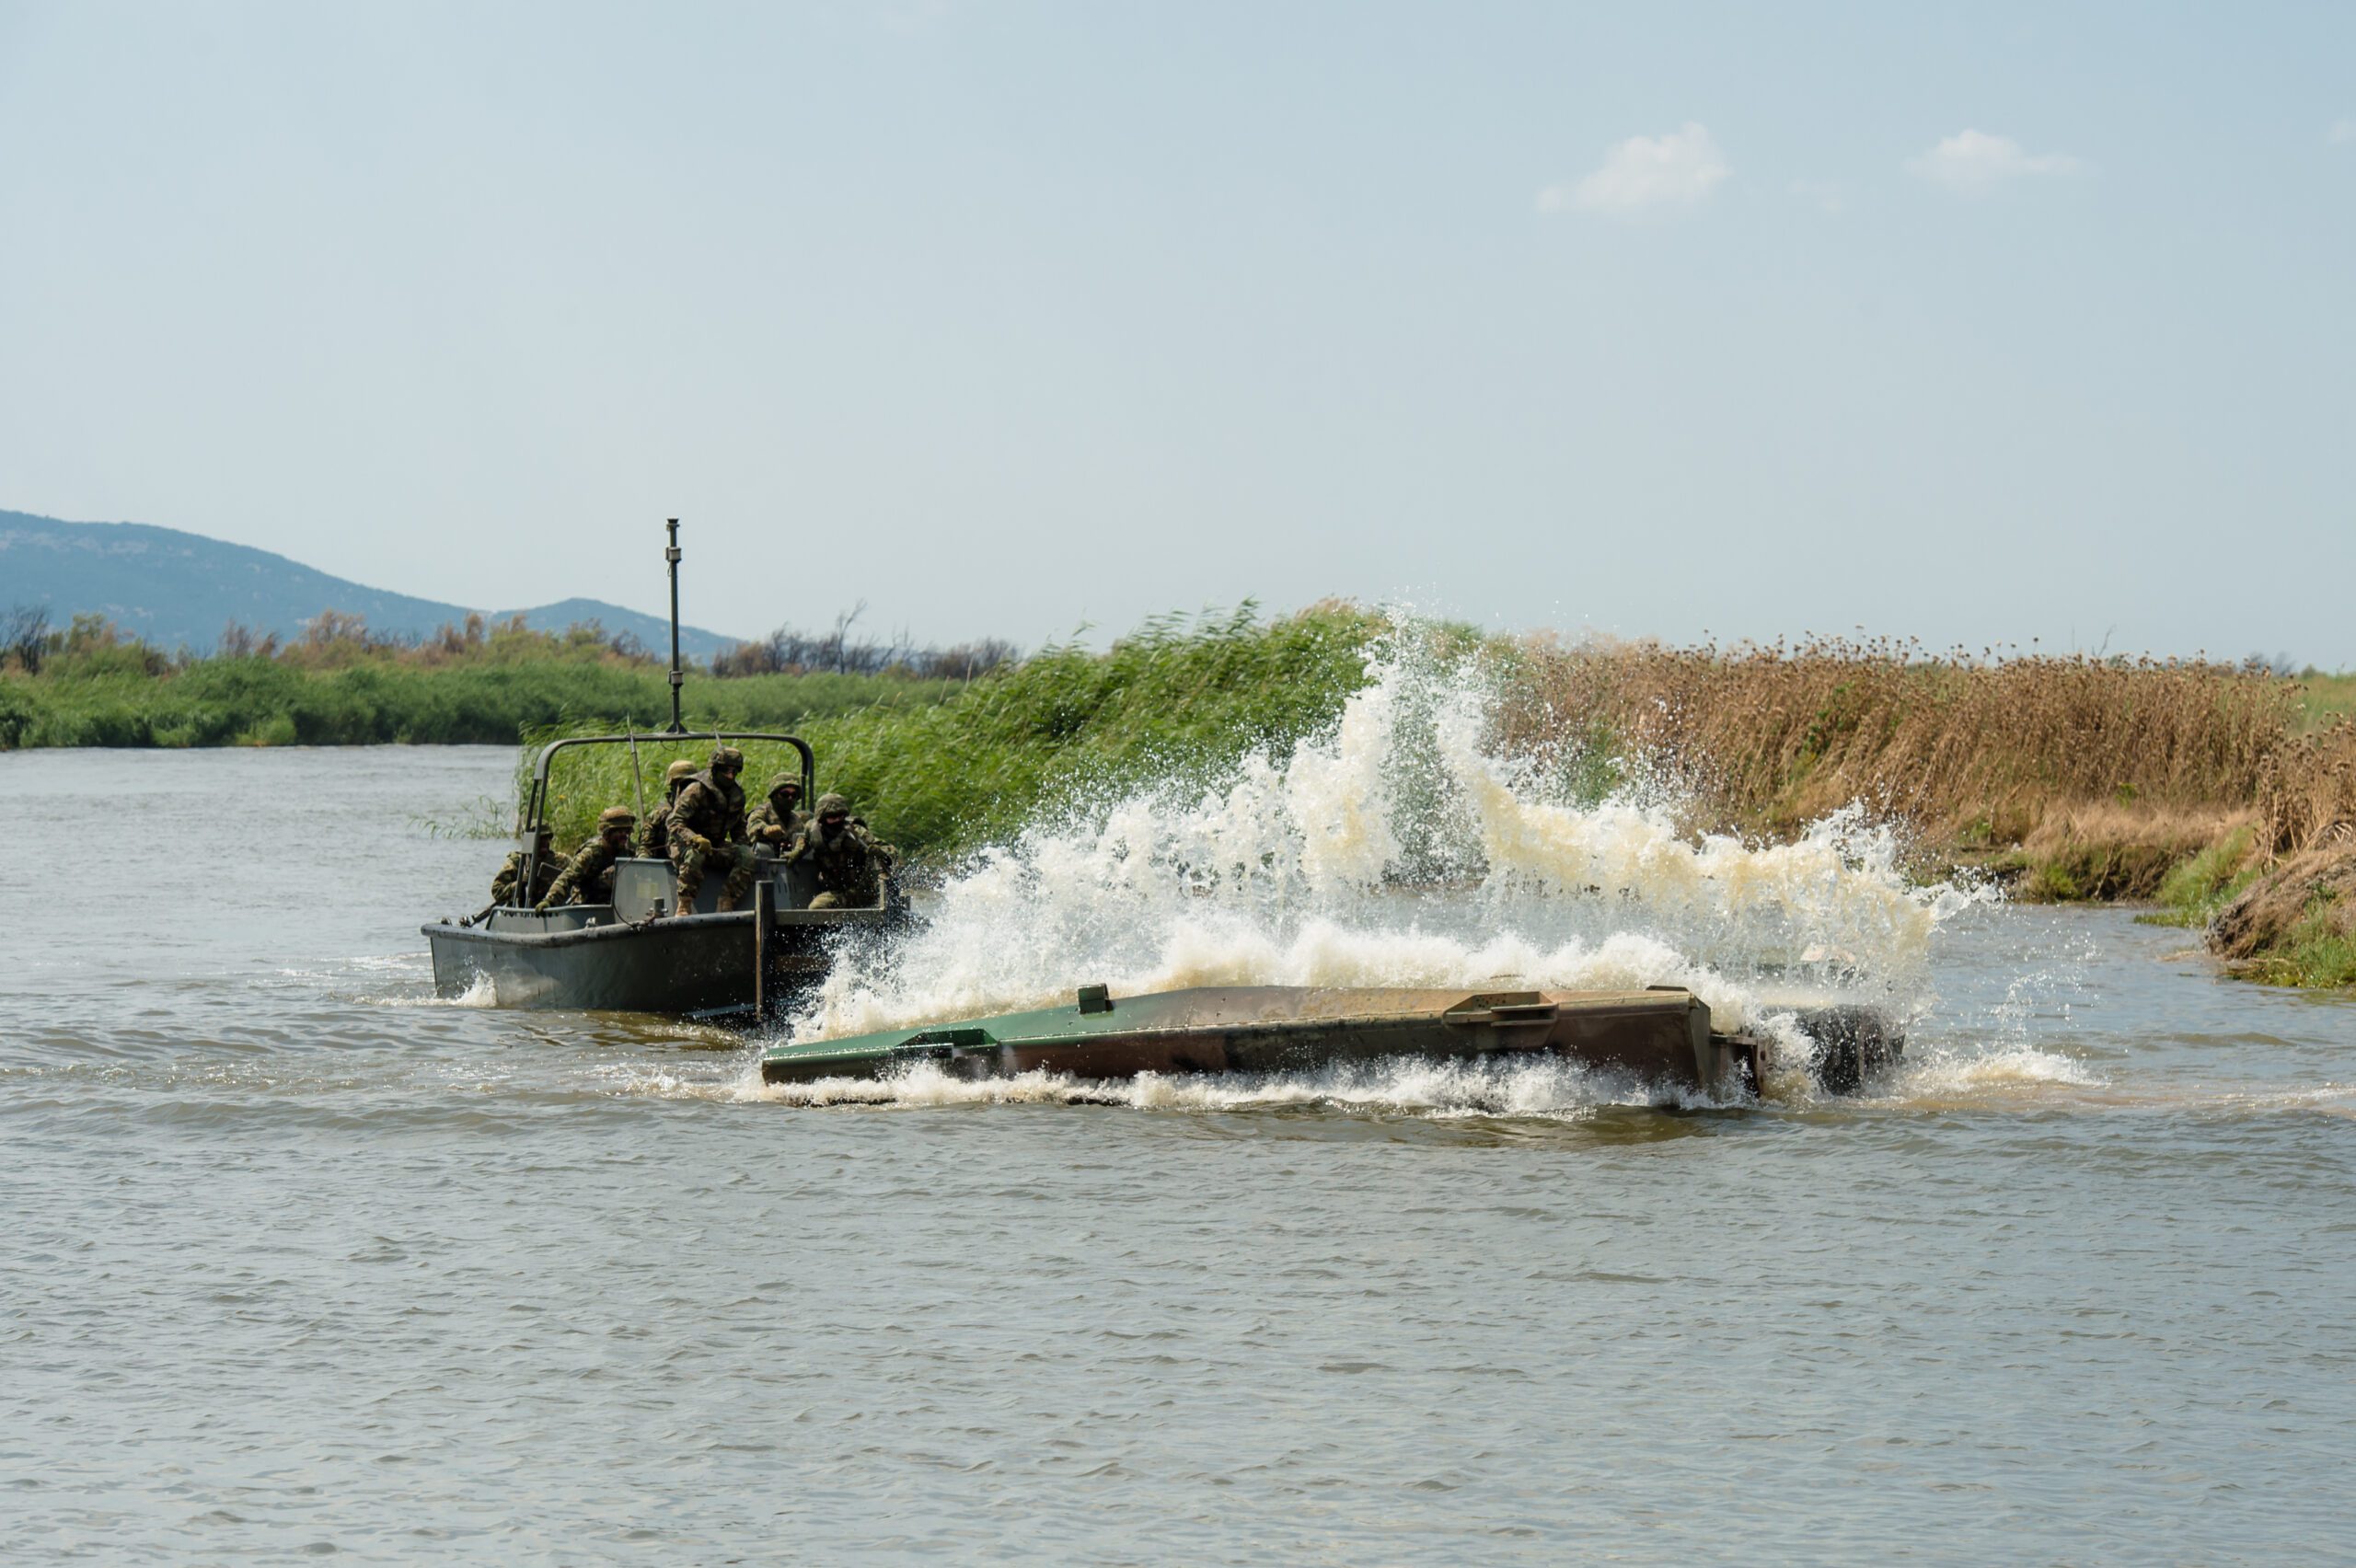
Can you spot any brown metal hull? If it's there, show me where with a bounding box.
[762,986,1762,1095]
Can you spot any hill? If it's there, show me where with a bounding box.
[0,512,742,658]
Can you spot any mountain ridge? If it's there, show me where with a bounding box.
[0,512,743,659]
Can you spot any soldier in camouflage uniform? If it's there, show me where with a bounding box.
[747,773,808,852]
[491,840,562,906]
[787,792,896,909]
[638,758,698,859]
[667,744,760,914]
[536,806,636,910]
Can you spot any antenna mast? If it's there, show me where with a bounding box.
[664,518,686,733]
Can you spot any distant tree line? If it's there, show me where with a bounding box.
[0,603,655,675]
[3,599,1022,684]
[709,601,1022,681]
[5,607,179,677]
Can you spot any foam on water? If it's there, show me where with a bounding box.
[394,970,498,1009]
[777,642,2038,1108]
[1883,1043,2103,1099]
[734,1054,1734,1116]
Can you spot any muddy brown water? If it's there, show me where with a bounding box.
[4,746,2352,1563]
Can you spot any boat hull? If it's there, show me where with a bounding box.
[424,912,812,1014]
[423,854,906,1015]
[763,986,1773,1094]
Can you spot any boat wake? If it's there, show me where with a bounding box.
[604,1032,2133,1120]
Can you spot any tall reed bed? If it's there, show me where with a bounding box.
[526,616,2356,877]
[1498,636,2302,847]
[2256,718,2356,857]
[530,606,1378,859]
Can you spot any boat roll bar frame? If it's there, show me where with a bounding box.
[499,518,822,909]
[497,730,815,911]
[516,731,816,845]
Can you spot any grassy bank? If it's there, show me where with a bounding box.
[0,607,972,748]
[2204,717,2356,985]
[2207,846,2356,987]
[13,598,2352,986]
[0,657,958,748]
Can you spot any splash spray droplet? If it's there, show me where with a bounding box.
[789,640,1988,1064]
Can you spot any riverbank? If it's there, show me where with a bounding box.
[0,608,971,746]
[8,603,2351,985]
[518,610,2354,986]
[0,654,960,747]
[1487,633,2356,986]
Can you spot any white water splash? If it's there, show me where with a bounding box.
[792,644,1992,1069]
[363,969,500,1009]
[735,1054,1735,1116]
[1881,1043,2102,1102]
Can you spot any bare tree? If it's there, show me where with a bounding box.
[708,605,1023,681]
[821,601,869,674]
[3,603,51,674]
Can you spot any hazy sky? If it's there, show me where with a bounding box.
[3,2,2350,662]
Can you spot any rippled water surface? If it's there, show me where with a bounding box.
[4,746,2353,1563]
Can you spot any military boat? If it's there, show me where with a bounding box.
[422,522,907,1017]
[422,729,908,1015]
[759,984,1902,1095]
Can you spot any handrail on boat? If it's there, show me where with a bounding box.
[518,731,816,840]
[496,523,827,912]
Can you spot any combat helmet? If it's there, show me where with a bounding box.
[766,771,803,800]
[814,791,851,819]
[664,759,696,789]
[596,805,637,832]
[710,744,745,772]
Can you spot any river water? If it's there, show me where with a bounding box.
[4,740,2353,1564]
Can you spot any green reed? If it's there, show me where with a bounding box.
[525,605,1382,862]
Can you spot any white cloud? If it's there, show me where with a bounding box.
[1907,129,2090,191]
[2330,119,2356,146]
[1788,179,1845,213]
[1539,122,1728,215]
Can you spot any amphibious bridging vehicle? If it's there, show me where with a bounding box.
[761,984,1900,1095]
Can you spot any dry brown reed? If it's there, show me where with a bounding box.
[1498,635,2303,850]
[2255,718,2356,858]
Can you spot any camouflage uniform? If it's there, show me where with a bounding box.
[537,807,636,910]
[668,746,760,913]
[787,792,896,910]
[491,846,560,906]
[747,773,809,851]
[638,759,698,859]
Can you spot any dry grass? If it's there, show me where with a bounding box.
[1481,634,2353,983]
[2256,718,2356,858]
[1499,635,2300,850]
